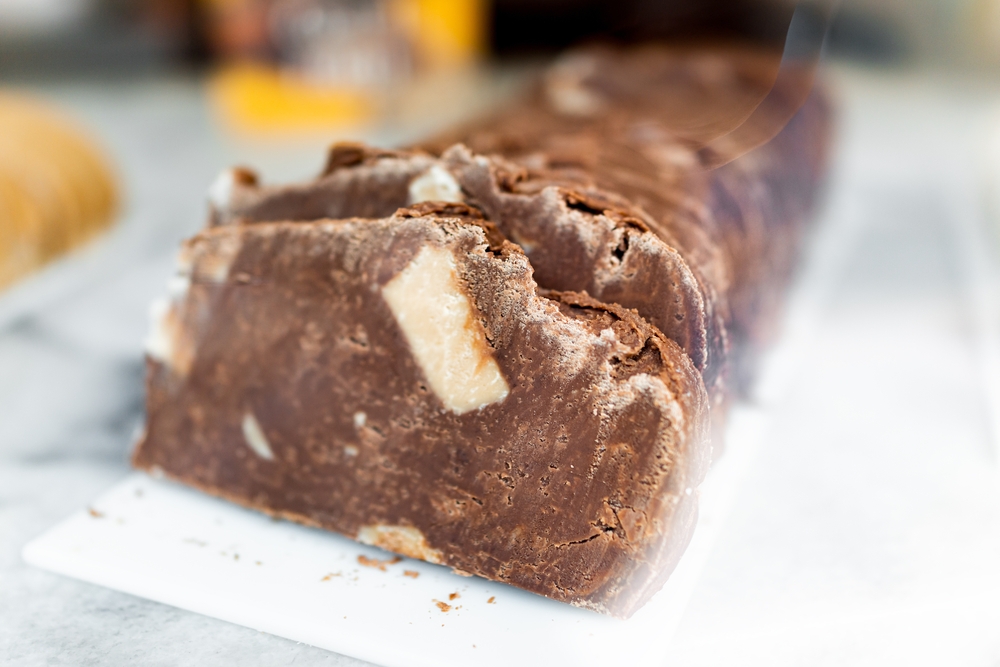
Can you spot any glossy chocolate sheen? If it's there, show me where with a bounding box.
[133,213,710,617]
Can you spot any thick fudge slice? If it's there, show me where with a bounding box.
[420,45,831,391]
[207,145,725,407]
[133,211,710,618]
[208,143,437,227]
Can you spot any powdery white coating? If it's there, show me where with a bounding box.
[143,297,174,364]
[356,525,444,564]
[466,241,594,380]
[407,165,463,205]
[196,233,242,283]
[142,247,205,372]
[601,372,680,423]
[353,411,366,429]
[241,412,275,461]
[382,245,509,414]
[144,247,195,368]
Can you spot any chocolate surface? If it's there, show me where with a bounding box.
[210,144,435,227]
[135,43,831,618]
[133,213,710,617]
[419,46,831,392]
[210,145,725,401]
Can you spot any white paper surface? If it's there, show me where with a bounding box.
[22,407,766,667]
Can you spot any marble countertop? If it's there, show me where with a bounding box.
[3,67,1000,666]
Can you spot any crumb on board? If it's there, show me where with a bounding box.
[448,592,460,601]
[321,572,342,581]
[488,596,496,604]
[87,508,104,518]
[357,554,402,571]
[233,554,239,561]
[434,600,451,612]
[255,561,262,566]
[403,570,419,578]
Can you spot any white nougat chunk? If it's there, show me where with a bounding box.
[407,165,463,204]
[241,412,275,460]
[382,245,509,414]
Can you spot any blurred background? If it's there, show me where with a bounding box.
[3,1,1000,666]
[3,0,1000,290]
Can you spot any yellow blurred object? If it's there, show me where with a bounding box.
[969,0,1000,65]
[391,0,486,68]
[0,93,118,290]
[208,62,376,137]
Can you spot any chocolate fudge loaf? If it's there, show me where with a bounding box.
[133,210,710,617]
[209,144,726,408]
[134,43,830,618]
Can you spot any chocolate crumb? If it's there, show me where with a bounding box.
[321,572,342,581]
[87,508,104,518]
[487,596,496,604]
[403,570,420,578]
[434,600,452,612]
[448,592,460,601]
[357,554,401,571]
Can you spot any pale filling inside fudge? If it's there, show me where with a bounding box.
[208,169,238,209]
[144,238,241,374]
[382,245,508,414]
[144,251,194,372]
[241,412,275,460]
[356,524,444,564]
[407,165,463,204]
[144,298,180,367]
